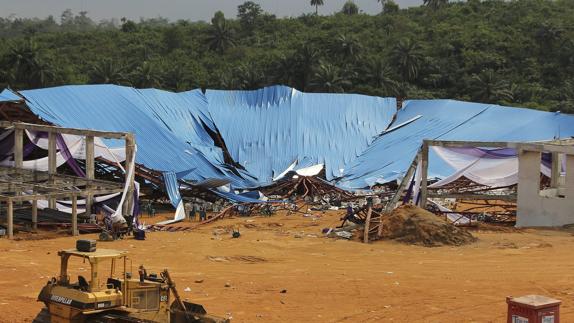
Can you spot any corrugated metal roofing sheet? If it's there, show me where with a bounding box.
[338,99,574,189]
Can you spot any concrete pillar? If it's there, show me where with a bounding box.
[14,128,23,168]
[85,136,95,216]
[518,150,541,197]
[566,155,574,197]
[48,132,57,209]
[516,150,542,227]
[551,152,561,188]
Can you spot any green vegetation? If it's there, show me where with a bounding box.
[1,0,573,112]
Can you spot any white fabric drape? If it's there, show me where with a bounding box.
[430,147,552,188]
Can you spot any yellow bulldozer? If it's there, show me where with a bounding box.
[34,242,228,323]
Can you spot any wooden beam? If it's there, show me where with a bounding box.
[0,121,128,140]
[0,188,123,202]
[424,139,574,155]
[14,128,24,205]
[363,206,372,243]
[427,192,517,201]
[7,199,13,239]
[419,142,429,208]
[85,136,95,216]
[424,140,511,149]
[48,132,57,209]
[377,152,420,238]
[122,134,135,216]
[32,199,38,230]
[71,194,78,236]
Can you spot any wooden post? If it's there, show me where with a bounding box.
[363,206,372,243]
[71,194,78,236]
[419,141,429,208]
[48,132,57,209]
[14,128,23,206]
[551,152,561,188]
[122,134,135,216]
[7,199,13,239]
[85,136,95,216]
[377,152,420,238]
[32,199,38,230]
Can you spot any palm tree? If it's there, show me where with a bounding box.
[235,63,266,90]
[89,59,128,84]
[274,55,297,86]
[131,61,164,88]
[6,40,41,83]
[31,60,56,87]
[206,20,236,54]
[341,1,359,15]
[310,62,351,93]
[424,0,448,10]
[367,59,399,96]
[377,0,387,12]
[332,33,362,63]
[391,39,424,81]
[469,69,513,103]
[310,0,324,15]
[294,43,321,91]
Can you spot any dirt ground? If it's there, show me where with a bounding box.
[1,209,573,323]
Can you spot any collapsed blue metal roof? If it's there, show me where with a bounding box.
[205,86,396,183]
[16,84,251,187]
[3,85,574,193]
[0,88,21,102]
[337,100,574,189]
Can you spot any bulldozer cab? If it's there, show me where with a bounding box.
[57,248,128,293]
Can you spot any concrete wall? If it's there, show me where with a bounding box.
[516,150,574,227]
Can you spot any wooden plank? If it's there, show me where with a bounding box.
[420,142,429,208]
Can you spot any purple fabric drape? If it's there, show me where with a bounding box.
[55,133,86,177]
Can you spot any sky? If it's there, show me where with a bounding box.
[0,0,422,22]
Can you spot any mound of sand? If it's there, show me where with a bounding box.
[379,205,477,247]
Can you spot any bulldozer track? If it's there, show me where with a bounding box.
[32,308,51,323]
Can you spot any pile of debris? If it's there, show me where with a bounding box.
[378,205,477,247]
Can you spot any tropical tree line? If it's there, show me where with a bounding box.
[0,0,573,112]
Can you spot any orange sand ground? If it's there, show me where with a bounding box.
[0,210,573,322]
